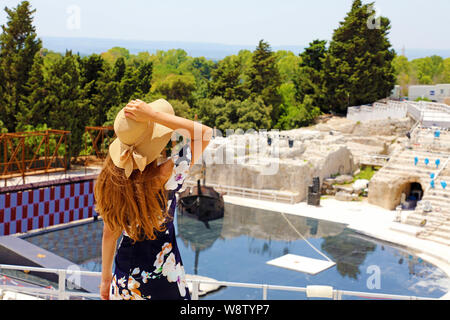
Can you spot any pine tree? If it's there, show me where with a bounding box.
[0,1,42,131]
[245,40,282,124]
[16,52,49,131]
[0,66,6,132]
[136,61,153,95]
[293,40,328,113]
[322,0,396,114]
[120,65,139,102]
[91,65,121,126]
[113,57,126,82]
[300,40,328,71]
[236,97,272,131]
[209,56,246,101]
[119,60,153,103]
[80,54,105,98]
[45,51,90,159]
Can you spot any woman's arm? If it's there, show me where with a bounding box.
[100,223,121,300]
[124,99,213,166]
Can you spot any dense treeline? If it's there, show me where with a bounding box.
[393,55,450,97]
[1,1,447,159]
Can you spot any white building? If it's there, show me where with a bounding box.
[436,84,450,103]
[408,84,450,103]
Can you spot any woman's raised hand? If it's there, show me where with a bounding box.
[124,99,154,123]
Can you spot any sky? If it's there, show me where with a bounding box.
[0,0,449,50]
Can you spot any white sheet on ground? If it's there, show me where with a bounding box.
[266,254,336,275]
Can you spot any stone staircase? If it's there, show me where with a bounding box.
[368,147,450,246]
[412,126,450,153]
[402,147,450,246]
[410,172,450,246]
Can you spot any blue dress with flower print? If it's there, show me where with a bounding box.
[110,143,192,300]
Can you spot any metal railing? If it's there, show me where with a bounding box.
[184,180,298,204]
[347,101,450,128]
[0,264,439,300]
[0,130,70,186]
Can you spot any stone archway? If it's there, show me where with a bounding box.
[368,175,425,210]
[395,181,424,210]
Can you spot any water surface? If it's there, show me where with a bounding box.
[23,203,450,299]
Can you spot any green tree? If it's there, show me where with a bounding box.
[41,48,63,70]
[293,40,328,113]
[392,55,412,96]
[188,56,215,81]
[245,40,282,123]
[113,57,126,82]
[410,55,445,84]
[0,1,42,132]
[194,97,242,133]
[444,58,450,83]
[236,97,272,131]
[299,40,327,71]
[0,64,6,132]
[80,54,105,98]
[152,49,189,81]
[45,51,90,159]
[152,74,196,102]
[101,47,130,65]
[118,60,153,103]
[168,99,193,120]
[276,95,321,130]
[15,53,49,131]
[187,57,215,100]
[275,50,302,84]
[322,0,396,114]
[91,65,121,126]
[135,61,153,95]
[209,56,246,101]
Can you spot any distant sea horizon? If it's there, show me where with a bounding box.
[42,36,450,61]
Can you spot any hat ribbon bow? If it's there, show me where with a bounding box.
[119,143,148,179]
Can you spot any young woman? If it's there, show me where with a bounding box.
[95,99,212,300]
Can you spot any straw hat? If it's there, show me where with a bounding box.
[109,99,175,178]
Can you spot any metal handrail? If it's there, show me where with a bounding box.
[0,264,438,300]
[347,101,450,127]
[184,180,297,204]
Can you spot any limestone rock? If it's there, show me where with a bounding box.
[194,130,355,203]
[335,174,354,184]
[335,191,353,201]
[335,185,354,193]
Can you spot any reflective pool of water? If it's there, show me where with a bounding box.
[23,203,450,299]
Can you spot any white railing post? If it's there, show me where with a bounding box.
[333,290,342,300]
[262,284,268,300]
[58,269,66,300]
[191,280,199,300]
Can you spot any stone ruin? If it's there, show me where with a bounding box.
[189,116,416,204]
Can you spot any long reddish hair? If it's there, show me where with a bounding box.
[94,153,173,242]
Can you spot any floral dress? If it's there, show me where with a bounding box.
[110,143,192,300]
